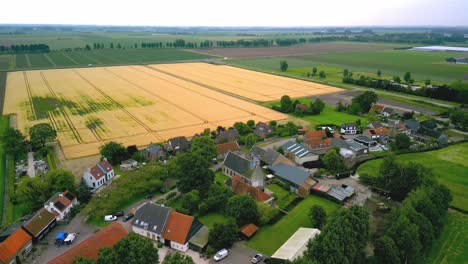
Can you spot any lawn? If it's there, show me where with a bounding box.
[0,115,10,223]
[198,212,232,230]
[420,210,468,264]
[230,50,468,83]
[214,171,229,185]
[266,183,297,210]
[246,195,339,255]
[357,143,468,211]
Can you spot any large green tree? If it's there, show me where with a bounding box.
[5,128,28,160]
[392,133,411,150]
[172,152,214,196]
[44,169,76,194]
[321,148,346,173]
[190,136,216,163]
[77,178,92,203]
[15,177,50,209]
[113,233,159,264]
[349,91,378,114]
[309,98,325,115]
[209,220,238,250]
[199,184,233,214]
[374,235,400,264]
[29,123,57,149]
[225,195,259,226]
[309,205,327,229]
[99,141,127,165]
[280,60,288,72]
[162,252,195,264]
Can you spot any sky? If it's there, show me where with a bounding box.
[1,0,467,27]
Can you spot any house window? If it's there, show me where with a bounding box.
[92,182,95,187]
[146,232,150,237]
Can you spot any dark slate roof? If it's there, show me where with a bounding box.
[282,141,315,158]
[215,129,240,143]
[354,135,375,144]
[330,138,350,149]
[404,119,420,131]
[269,164,310,186]
[250,145,266,158]
[382,107,394,114]
[341,123,357,128]
[223,152,251,176]
[253,122,273,138]
[147,144,162,155]
[54,201,65,211]
[369,121,383,128]
[64,191,76,201]
[346,140,368,151]
[168,136,189,151]
[262,149,282,165]
[132,203,171,234]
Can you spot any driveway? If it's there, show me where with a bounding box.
[209,242,260,264]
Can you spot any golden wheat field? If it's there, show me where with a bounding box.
[3,64,289,159]
[151,62,342,101]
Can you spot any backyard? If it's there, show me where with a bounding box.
[266,183,297,210]
[245,195,339,255]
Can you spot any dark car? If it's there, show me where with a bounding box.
[113,211,125,217]
[123,213,135,222]
[145,194,154,200]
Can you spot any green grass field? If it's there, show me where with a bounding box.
[1,49,214,70]
[230,50,468,83]
[245,195,339,255]
[420,210,468,264]
[357,143,468,211]
[0,115,10,223]
[266,184,297,210]
[214,171,229,185]
[198,212,232,230]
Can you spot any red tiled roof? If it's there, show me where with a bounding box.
[304,130,330,149]
[333,133,342,138]
[89,165,104,180]
[374,127,389,135]
[240,224,259,238]
[0,228,32,263]
[163,211,194,245]
[98,160,113,173]
[231,176,271,202]
[216,141,240,155]
[48,222,127,264]
[369,104,385,113]
[305,130,326,140]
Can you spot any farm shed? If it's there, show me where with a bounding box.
[0,228,32,264]
[22,208,57,242]
[48,223,127,264]
[271,227,321,261]
[188,226,209,253]
[268,164,312,197]
[240,224,259,239]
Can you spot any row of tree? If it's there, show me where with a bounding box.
[336,91,378,115]
[0,44,50,53]
[274,95,325,116]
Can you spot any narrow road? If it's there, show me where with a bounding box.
[27,152,35,177]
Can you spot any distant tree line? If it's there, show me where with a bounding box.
[0,44,50,54]
[343,75,468,104]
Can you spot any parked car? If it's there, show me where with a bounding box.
[55,232,68,247]
[104,215,117,221]
[252,253,263,263]
[214,249,228,262]
[64,233,77,244]
[145,194,154,200]
[123,213,134,222]
[113,211,124,217]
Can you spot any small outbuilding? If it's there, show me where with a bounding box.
[240,223,259,239]
[188,226,209,253]
[271,227,321,261]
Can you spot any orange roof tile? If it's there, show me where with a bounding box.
[369,104,385,113]
[240,224,259,238]
[48,222,127,264]
[163,211,194,245]
[333,133,342,138]
[305,130,326,140]
[0,228,32,263]
[216,141,240,155]
[231,176,272,202]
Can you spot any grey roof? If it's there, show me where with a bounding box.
[132,203,172,234]
[330,138,350,149]
[346,140,367,151]
[282,141,315,158]
[369,121,383,128]
[223,152,251,176]
[168,136,189,151]
[250,145,266,158]
[327,185,354,202]
[269,164,310,186]
[354,135,375,144]
[254,122,273,138]
[146,144,163,155]
[262,149,282,165]
[382,107,394,114]
[404,119,420,131]
[215,129,240,143]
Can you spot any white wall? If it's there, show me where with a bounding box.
[170,241,189,252]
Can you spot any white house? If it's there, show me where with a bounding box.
[162,211,195,252]
[44,190,78,221]
[82,158,114,190]
[132,202,172,243]
[340,123,358,135]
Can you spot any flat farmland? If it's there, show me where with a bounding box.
[193,42,400,58]
[2,65,287,159]
[151,62,342,101]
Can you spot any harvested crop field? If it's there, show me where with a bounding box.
[151,62,342,101]
[2,64,287,159]
[192,42,400,58]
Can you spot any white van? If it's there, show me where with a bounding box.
[104,215,117,221]
[64,233,77,244]
[214,248,229,261]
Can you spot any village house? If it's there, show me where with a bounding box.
[0,228,32,264]
[250,146,292,167]
[48,222,127,264]
[281,141,319,167]
[145,144,166,161]
[215,128,240,144]
[304,130,331,150]
[22,208,56,242]
[404,119,421,135]
[166,136,190,154]
[381,107,394,117]
[364,127,390,143]
[253,122,273,138]
[367,121,383,129]
[230,175,274,205]
[268,164,315,197]
[221,152,265,188]
[369,104,385,114]
[354,135,377,147]
[82,158,114,190]
[163,211,199,252]
[44,190,78,221]
[339,123,358,135]
[216,141,240,159]
[132,202,171,243]
[388,122,410,137]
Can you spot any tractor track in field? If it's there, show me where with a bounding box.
[24,54,32,68]
[138,66,271,120]
[43,54,57,67]
[40,72,84,143]
[72,69,164,142]
[102,67,210,124]
[22,72,37,120]
[60,52,79,65]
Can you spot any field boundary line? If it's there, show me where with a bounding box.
[43,54,56,67]
[39,71,84,143]
[0,72,7,115]
[60,52,79,65]
[75,51,102,64]
[72,69,164,142]
[102,68,210,124]
[134,66,271,120]
[22,72,37,120]
[25,54,32,68]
